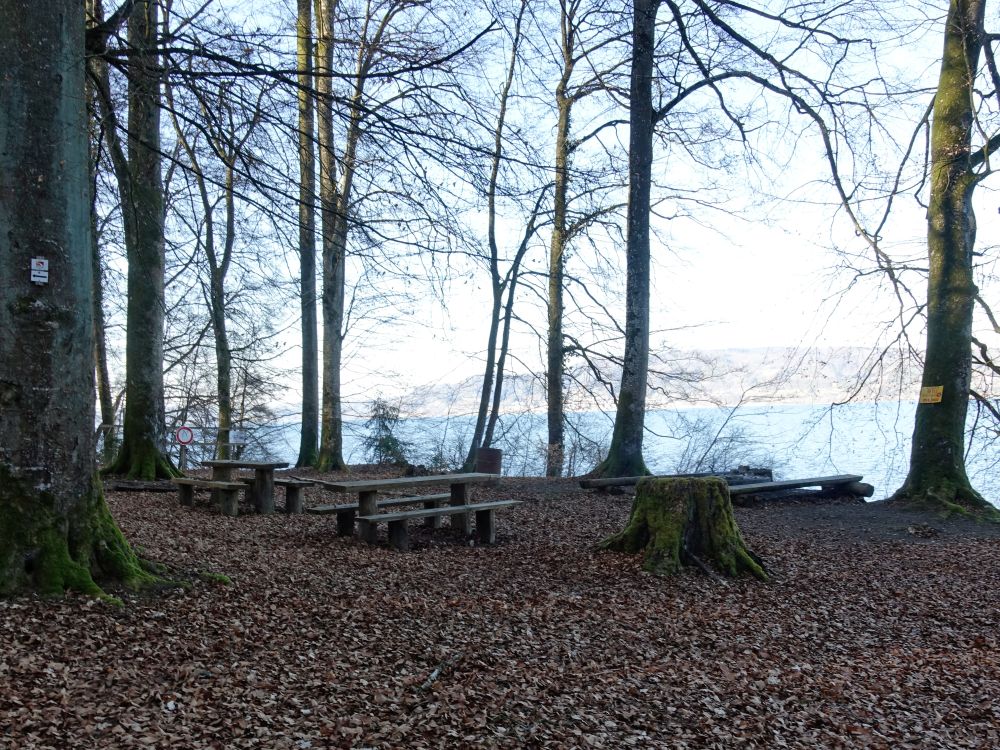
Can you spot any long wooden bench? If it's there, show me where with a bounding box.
[357,500,520,551]
[172,478,247,517]
[727,474,868,496]
[307,493,451,536]
[580,472,870,498]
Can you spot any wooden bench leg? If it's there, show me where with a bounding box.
[285,486,304,514]
[424,499,443,528]
[219,488,239,517]
[359,490,379,543]
[450,484,472,536]
[336,509,356,537]
[178,485,194,507]
[475,509,496,545]
[255,469,275,514]
[388,520,409,551]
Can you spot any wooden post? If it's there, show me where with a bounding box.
[388,520,409,551]
[219,488,239,517]
[284,485,304,514]
[450,483,472,536]
[475,509,496,545]
[254,468,275,514]
[359,490,379,542]
[424,497,442,529]
[336,509,356,536]
[178,484,194,507]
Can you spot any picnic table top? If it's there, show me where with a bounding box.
[316,473,499,493]
[200,459,290,470]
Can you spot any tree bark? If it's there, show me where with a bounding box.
[296,0,320,468]
[0,0,152,596]
[594,0,656,478]
[600,478,766,580]
[546,24,574,478]
[890,0,996,516]
[103,0,176,479]
[314,0,347,472]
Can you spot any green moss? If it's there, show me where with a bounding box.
[890,475,1000,522]
[599,477,767,581]
[197,571,232,585]
[0,466,161,598]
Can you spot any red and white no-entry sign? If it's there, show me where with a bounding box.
[175,426,195,445]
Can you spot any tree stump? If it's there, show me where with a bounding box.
[599,477,767,580]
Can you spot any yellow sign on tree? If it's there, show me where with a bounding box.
[919,386,944,404]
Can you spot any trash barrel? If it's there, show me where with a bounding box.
[475,447,503,474]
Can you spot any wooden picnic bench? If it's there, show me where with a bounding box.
[314,473,500,543]
[580,472,870,497]
[727,474,869,496]
[172,478,247,517]
[201,459,290,514]
[358,500,520,551]
[306,493,451,535]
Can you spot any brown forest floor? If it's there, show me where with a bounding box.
[2,472,1000,749]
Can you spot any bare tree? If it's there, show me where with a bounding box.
[90,0,177,479]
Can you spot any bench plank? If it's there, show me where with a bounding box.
[307,493,453,536]
[358,501,520,551]
[728,474,864,496]
[315,473,498,493]
[306,493,451,515]
[357,500,519,524]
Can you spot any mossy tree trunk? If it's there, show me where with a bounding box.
[594,0,656,479]
[600,478,767,580]
[890,0,997,518]
[0,0,153,596]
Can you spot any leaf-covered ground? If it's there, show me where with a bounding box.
[2,474,999,748]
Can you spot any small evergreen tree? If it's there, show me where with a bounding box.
[363,397,410,465]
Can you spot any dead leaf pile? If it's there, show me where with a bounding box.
[1,476,998,748]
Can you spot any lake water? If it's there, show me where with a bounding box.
[267,401,999,505]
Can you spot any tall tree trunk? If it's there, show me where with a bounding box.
[891,0,994,515]
[296,0,320,468]
[314,0,347,472]
[104,0,176,479]
[483,274,521,448]
[91,201,117,465]
[0,0,152,595]
[594,0,656,478]
[547,64,573,478]
[209,162,236,460]
[87,52,118,466]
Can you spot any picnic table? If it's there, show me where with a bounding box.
[314,472,500,543]
[201,459,290,514]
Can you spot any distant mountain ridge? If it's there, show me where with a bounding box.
[397,346,920,418]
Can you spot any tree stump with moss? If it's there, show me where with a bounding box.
[599,477,767,580]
